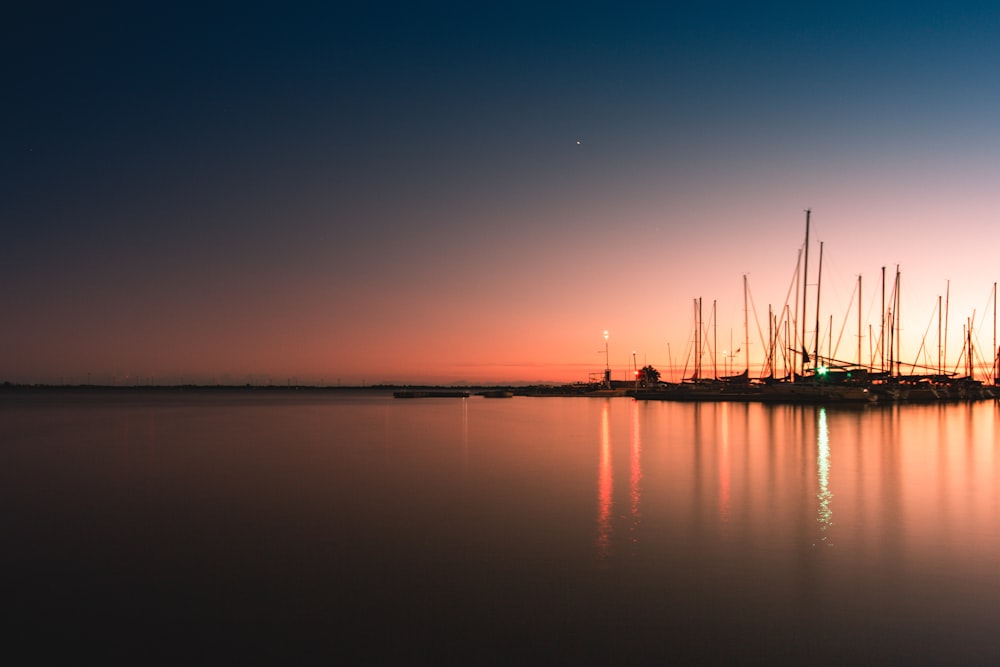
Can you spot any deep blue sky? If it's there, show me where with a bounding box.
[5,2,1000,383]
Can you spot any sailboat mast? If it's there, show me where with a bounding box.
[893,264,903,375]
[944,280,950,376]
[729,328,734,377]
[881,266,886,375]
[694,298,701,381]
[768,304,774,379]
[857,274,863,369]
[801,209,811,378]
[781,310,795,382]
[967,317,974,379]
[744,274,749,375]
[962,322,968,377]
[993,282,997,384]
[814,240,824,367]
[713,299,718,381]
[938,294,943,376]
[886,267,897,377]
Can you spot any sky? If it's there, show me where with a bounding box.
[4,1,1000,385]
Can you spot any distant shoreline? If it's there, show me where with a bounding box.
[0,382,558,393]
[0,382,607,401]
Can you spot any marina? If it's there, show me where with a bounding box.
[578,210,999,406]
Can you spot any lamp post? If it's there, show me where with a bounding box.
[633,350,638,390]
[603,330,610,387]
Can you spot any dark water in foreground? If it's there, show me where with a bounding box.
[2,389,999,663]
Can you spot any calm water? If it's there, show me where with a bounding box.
[2,389,999,663]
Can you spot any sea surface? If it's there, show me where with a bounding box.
[2,389,999,663]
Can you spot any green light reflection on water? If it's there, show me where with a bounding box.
[817,407,833,543]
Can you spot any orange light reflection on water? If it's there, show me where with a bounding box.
[719,404,730,522]
[596,400,613,558]
[629,400,642,546]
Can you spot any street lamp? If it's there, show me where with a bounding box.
[603,330,609,369]
[603,330,610,387]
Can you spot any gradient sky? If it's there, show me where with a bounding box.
[4,2,1000,385]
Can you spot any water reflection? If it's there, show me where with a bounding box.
[595,399,645,558]
[5,392,1000,662]
[461,396,469,475]
[719,403,731,522]
[816,407,832,543]
[596,400,612,558]
[629,399,642,546]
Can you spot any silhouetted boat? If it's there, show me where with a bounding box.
[480,390,514,398]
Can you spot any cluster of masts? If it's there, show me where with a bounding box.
[632,210,998,404]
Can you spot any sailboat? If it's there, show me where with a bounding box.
[758,210,875,405]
